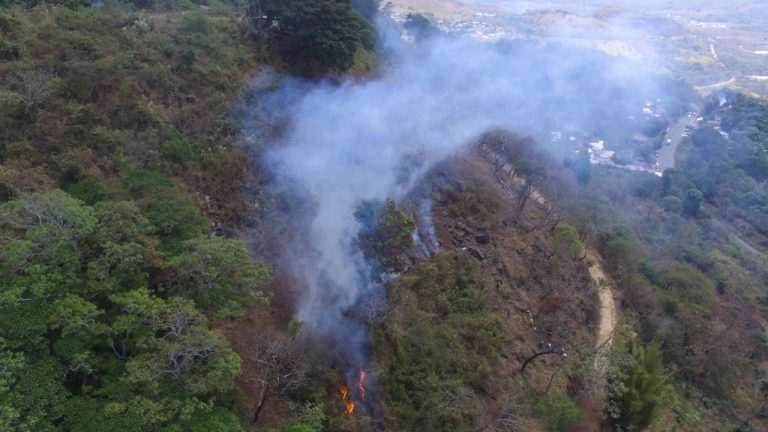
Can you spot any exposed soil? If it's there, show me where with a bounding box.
[586,251,617,350]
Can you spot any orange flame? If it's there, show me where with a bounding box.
[346,400,356,415]
[357,371,367,401]
[340,371,367,417]
[340,384,355,416]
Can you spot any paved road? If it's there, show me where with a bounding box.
[655,112,766,259]
[657,107,701,171]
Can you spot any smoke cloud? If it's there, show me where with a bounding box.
[238,18,672,391]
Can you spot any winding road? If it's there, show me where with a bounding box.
[694,39,736,96]
[657,106,701,171]
[695,75,736,95]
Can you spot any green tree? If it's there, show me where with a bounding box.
[351,0,380,21]
[610,339,673,431]
[140,190,210,254]
[602,234,642,276]
[48,294,104,368]
[661,195,682,213]
[86,241,149,294]
[354,199,415,276]
[372,252,504,431]
[658,262,716,307]
[0,190,96,277]
[574,148,592,185]
[91,201,156,247]
[0,355,69,432]
[63,395,148,432]
[514,160,547,215]
[0,191,97,313]
[0,339,25,431]
[661,168,675,196]
[682,188,703,217]
[164,407,244,432]
[106,288,162,361]
[552,223,582,260]
[261,0,375,75]
[0,7,271,431]
[126,297,241,392]
[404,13,436,41]
[531,393,584,432]
[169,236,271,317]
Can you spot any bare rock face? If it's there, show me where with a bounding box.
[475,228,490,245]
[466,247,485,261]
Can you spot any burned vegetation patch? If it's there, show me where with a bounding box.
[367,144,602,431]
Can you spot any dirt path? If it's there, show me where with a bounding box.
[584,250,617,349]
[492,155,618,351]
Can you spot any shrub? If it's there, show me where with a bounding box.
[658,262,716,307]
[0,39,21,61]
[531,393,584,432]
[373,252,504,430]
[160,137,196,165]
[603,235,642,275]
[552,223,582,260]
[682,188,703,217]
[662,195,682,213]
[355,199,415,276]
[123,170,176,194]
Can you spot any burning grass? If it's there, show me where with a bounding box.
[340,371,367,417]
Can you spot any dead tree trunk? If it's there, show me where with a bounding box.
[731,399,768,432]
[252,386,268,424]
[520,349,563,374]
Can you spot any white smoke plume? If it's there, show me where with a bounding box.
[237,20,678,385]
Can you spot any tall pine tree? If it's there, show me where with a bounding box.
[611,339,673,431]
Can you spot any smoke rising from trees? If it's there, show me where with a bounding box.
[239,23,668,371]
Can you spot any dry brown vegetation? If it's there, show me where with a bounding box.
[430,148,603,428]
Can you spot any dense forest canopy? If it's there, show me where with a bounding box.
[0,3,277,430]
[0,0,380,429]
